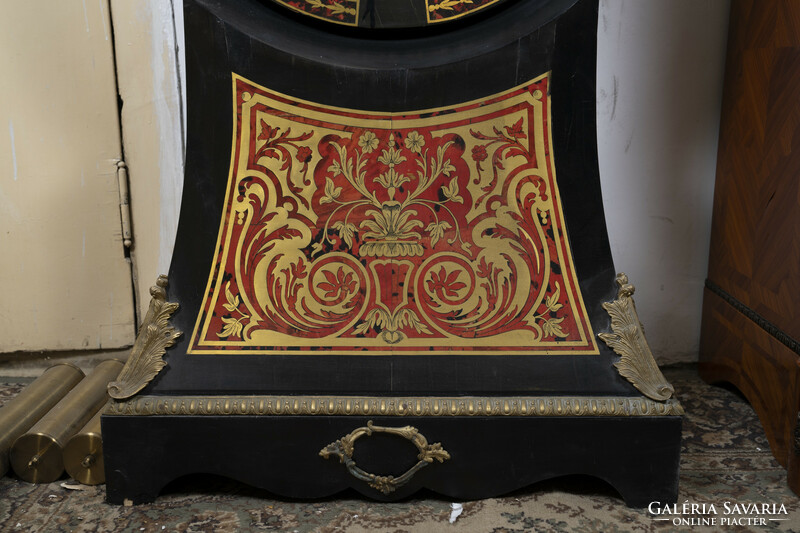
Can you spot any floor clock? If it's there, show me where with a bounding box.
[103,0,682,507]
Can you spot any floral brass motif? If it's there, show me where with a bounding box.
[269,0,359,26]
[426,0,504,23]
[319,131,463,260]
[268,0,502,26]
[598,273,675,402]
[108,276,182,400]
[319,420,450,494]
[188,73,598,356]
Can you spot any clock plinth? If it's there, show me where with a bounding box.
[103,0,681,506]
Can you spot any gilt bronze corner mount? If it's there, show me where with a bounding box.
[599,273,676,403]
[108,276,182,400]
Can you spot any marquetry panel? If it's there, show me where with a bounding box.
[188,73,597,355]
[269,0,359,26]
[707,0,800,341]
[702,0,800,497]
[426,0,504,23]
[700,289,800,468]
[267,0,508,27]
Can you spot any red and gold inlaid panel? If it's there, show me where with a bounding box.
[267,0,503,26]
[187,73,598,355]
[270,0,359,27]
[426,0,504,23]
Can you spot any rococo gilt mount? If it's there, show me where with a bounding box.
[102,0,682,507]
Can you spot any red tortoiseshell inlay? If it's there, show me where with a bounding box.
[426,0,504,23]
[187,73,598,355]
[270,0,358,26]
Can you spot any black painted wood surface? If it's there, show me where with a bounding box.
[146,0,629,397]
[104,414,681,507]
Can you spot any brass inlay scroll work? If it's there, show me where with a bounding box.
[426,0,504,23]
[189,73,597,356]
[599,273,675,402]
[319,420,450,494]
[269,0,359,27]
[108,276,182,400]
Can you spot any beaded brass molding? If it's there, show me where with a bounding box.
[319,420,450,494]
[599,273,675,402]
[108,276,182,400]
[105,394,684,417]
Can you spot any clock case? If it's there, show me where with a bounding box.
[102,0,682,507]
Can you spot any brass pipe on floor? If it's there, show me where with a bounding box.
[62,410,104,485]
[10,359,124,483]
[0,364,84,478]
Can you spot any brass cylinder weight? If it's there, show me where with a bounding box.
[0,364,84,478]
[10,359,124,483]
[63,410,104,485]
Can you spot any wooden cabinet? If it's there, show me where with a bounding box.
[699,0,800,495]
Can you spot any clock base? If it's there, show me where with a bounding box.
[103,412,681,507]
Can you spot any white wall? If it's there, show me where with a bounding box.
[111,0,186,316]
[597,0,729,362]
[127,0,730,362]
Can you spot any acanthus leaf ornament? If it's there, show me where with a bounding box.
[108,275,182,400]
[598,273,675,402]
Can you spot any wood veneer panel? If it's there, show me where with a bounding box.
[708,0,800,341]
[699,289,800,474]
[702,0,800,496]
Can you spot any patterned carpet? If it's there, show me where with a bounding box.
[1,365,799,532]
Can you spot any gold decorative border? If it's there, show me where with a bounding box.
[107,394,683,417]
